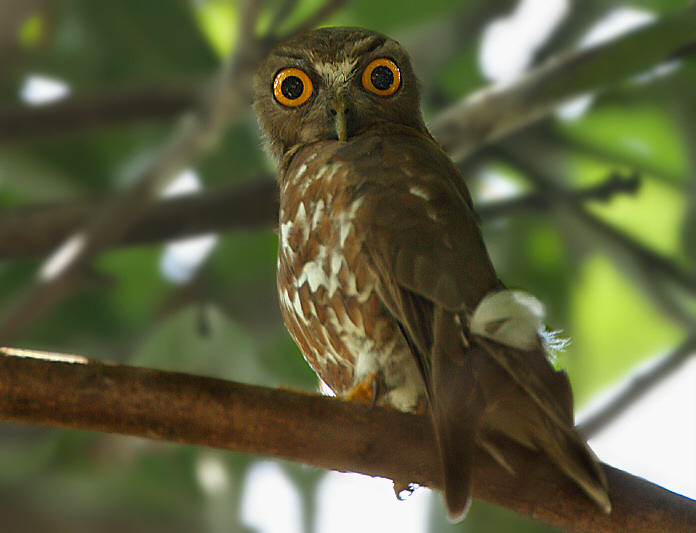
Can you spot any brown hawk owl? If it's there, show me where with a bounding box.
[252,26,610,520]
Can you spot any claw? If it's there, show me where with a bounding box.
[394,481,417,500]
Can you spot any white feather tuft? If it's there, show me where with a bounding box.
[470,290,546,351]
[540,328,571,364]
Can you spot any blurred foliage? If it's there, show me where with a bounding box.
[1,0,695,531]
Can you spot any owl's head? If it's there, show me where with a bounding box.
[253,27,428,161]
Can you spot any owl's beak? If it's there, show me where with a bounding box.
[328,97,349,142]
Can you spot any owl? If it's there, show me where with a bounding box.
[252,27,610,520]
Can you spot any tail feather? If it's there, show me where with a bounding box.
[400,292,610,521]
[468,290,610,512]
[535,414,611,512]
[430,307,484,521]
[432,406,476,521]
[428,303,610,521]
[474,338,611,513]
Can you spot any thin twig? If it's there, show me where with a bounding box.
[578,335,696,439]
[496,145,696,329]
[0,348,694,533]
[535,126,684,189]
[476,171,641,220]
[530,0,613,66]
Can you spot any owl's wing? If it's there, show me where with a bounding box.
[354,138,495,519]
[348,131,609,518]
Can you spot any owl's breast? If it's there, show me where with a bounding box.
[275,146,424,410]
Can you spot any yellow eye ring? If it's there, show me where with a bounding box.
[273,68,313,107]
[362,58,401,96]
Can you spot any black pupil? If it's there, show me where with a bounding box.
[281,76,304,100]
[371,65,394,91]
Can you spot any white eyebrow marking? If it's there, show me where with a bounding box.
[314,58,358,85]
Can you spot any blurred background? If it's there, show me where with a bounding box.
[0,0,695,531]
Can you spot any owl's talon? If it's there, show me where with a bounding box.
[345,373,380,407]
[394,481,418,501]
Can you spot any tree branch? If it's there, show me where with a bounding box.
[0,85,198,144]
[0,172,643,260]
[578,335,696,439]
[476,171,641,220]
[0,348,694,532]
[429,3,696,162]
[0,178,278,259]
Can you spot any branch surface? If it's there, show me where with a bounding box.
[0,349,694,533]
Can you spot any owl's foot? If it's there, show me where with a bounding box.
[393,481,418,500]
[345,373,380,409]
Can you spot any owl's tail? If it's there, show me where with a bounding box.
[429,306,485,521]
[469,290,610,514]
[472,337,611,514]
[428,299,610,522]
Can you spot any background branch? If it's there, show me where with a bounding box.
[0,178,278,259]
[429,4,696,161]
[497,144,696,329]
[0,85,198,143]
[578,335,696,439]
[476,171,641,220]
[0,348,693,533]
[0,172,640,260]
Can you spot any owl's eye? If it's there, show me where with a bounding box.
[362,58,401,96]
[273,68,313,107]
